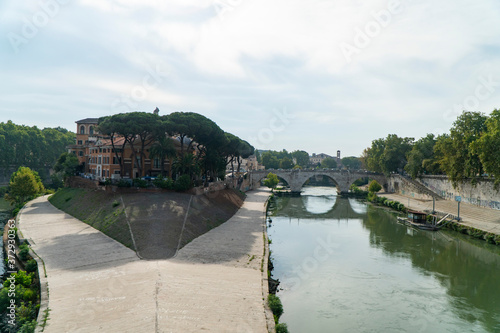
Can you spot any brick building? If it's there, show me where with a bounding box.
[68,118,182,180]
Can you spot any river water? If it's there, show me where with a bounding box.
[268,186,500,333]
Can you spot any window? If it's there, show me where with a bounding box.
[89,126,94,135]
[77,140,83,145]
[154,158,161,169]
[113,157,119,165]
[80,125,85,134]
[98,157,102,164]
[79,151,83,157]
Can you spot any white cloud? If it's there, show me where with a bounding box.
[1,0,500,156]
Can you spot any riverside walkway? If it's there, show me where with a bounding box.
[18,189,271,333]
[382,193,500,235]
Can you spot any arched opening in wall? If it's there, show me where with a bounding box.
[303,175,338,190]
[89,126,94,135]
[299,174,339,213]
[351,176,370,192]
[259,175,289,189]
[80,125,85,134]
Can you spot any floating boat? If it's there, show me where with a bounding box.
[397,210,452,231]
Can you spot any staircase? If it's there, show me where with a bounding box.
[392,174,444,200]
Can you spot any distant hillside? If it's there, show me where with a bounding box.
[49,188,245,259]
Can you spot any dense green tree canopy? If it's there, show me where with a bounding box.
[100,111,254,183]
[54,152,80,180]
[320,157,337,169]
[363,134,413,175]
[470,109,500,187]
[435,111,487,186]
[404,134,441,179]
[361,110,498,189]
[291,150,310,168]
[0,121,75,179]
[341,156,362,170]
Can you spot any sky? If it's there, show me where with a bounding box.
[1,0,500,157]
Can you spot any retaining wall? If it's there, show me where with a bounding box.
[418,176,500,210]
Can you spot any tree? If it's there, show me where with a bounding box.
[368,180,382,193]
[363,134,413,174]
[263,173,279,190]
[0,121,74,181]
[54,152,80,181]
[261,152,280,169]
[5,167,45,206]
[292,150,310,168]
[341,156,362,170]
[435,111,487,187]
[404,134,441,179]
[471,109,500,187]
[321,157,337,169]
[279,157,294,169]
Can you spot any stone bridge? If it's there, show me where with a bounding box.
[249,169,387,194]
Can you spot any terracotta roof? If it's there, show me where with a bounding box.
[76,118,99,124]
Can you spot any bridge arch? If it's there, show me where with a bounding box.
[249,170,387,194]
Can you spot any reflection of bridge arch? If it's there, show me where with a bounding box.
[250,170,387,194]
[273,195,366,219]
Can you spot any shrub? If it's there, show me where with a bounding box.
[132,178,148,188]
[268,294,283,322]
[19,244,30,261]
[153,176,174,189]
[112,200,120,208]
[25,260,37,273]
[117,179,132,188]
[174,175,192,192]
[276,323,289,333]
[368,180,382,193]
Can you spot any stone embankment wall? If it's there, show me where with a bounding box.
[417,175,500,210]
[387,174,438,201]
[388,174,500,211]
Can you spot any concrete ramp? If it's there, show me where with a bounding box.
[18,190,270,332]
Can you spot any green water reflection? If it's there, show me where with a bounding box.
[269,187,500,333]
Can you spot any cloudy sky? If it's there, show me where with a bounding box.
[1,0,500,157]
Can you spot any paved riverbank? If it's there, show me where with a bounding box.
[381,193,500,235]
[18,189,271,333]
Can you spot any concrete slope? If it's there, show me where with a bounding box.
[18,189,270,333]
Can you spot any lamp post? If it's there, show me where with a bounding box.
[455,196,461,221]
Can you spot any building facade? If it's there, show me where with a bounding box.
[68,118,177,180]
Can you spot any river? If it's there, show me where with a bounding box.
[268,186,500,333]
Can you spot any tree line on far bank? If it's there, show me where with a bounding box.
[362,110,500,188]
